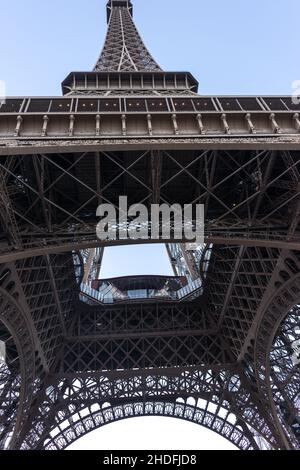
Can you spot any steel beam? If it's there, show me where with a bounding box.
[0,235,299,264]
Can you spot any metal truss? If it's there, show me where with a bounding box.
[253,251,300,449]
[40,401,255,450]
[0,149,299,261]
[0,0,300,452]
[270,306,300,444]
[0,268,36,449]
[81,248,104,284]
[94,1,161,72]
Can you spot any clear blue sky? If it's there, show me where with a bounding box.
[0,0,299,97]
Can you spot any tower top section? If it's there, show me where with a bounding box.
[61,0,199,95]
[106,1,133,23]
[95,0,161,72]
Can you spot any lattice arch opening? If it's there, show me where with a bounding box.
[269,304,300,446]
[255,259,300,450]
[41,400,255,451]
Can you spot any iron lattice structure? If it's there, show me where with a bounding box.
[0,0,300,450]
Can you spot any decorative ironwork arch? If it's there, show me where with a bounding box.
[255,253,300,449]
[19,366,278,450]
[40,400,255,451]
[1,0,300,452]
[0,276,36,449]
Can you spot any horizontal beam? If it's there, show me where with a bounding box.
[1,136,300,156]
[1,95,298,113]
[0,235,299,264]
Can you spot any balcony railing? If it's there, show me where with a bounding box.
[80,276,202,304]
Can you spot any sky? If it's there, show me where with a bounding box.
[0,0,299,97]
[2,0,298,451]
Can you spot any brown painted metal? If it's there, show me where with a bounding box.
[0,0,299,450]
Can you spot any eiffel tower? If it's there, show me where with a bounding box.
[0,0,300,450]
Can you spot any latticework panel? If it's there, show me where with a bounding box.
[16,254,79,367]
[0,149,299,262]
[20,367,282,450]
[43,401,253,450]
[205,245,280,356]
[63,334,229,373]
[0,267,36,449]
[254,252,300,449]
[94,3,161,72]
[72,301,216,337]
[0,0,300,453]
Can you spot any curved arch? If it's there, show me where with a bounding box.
[41,400,254,451]
[0,320,21,449]
[1,235,298,266]
[0,278,36,449]
[269,305,300,447]
[198,244,213,283]
[254,254,300,449]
